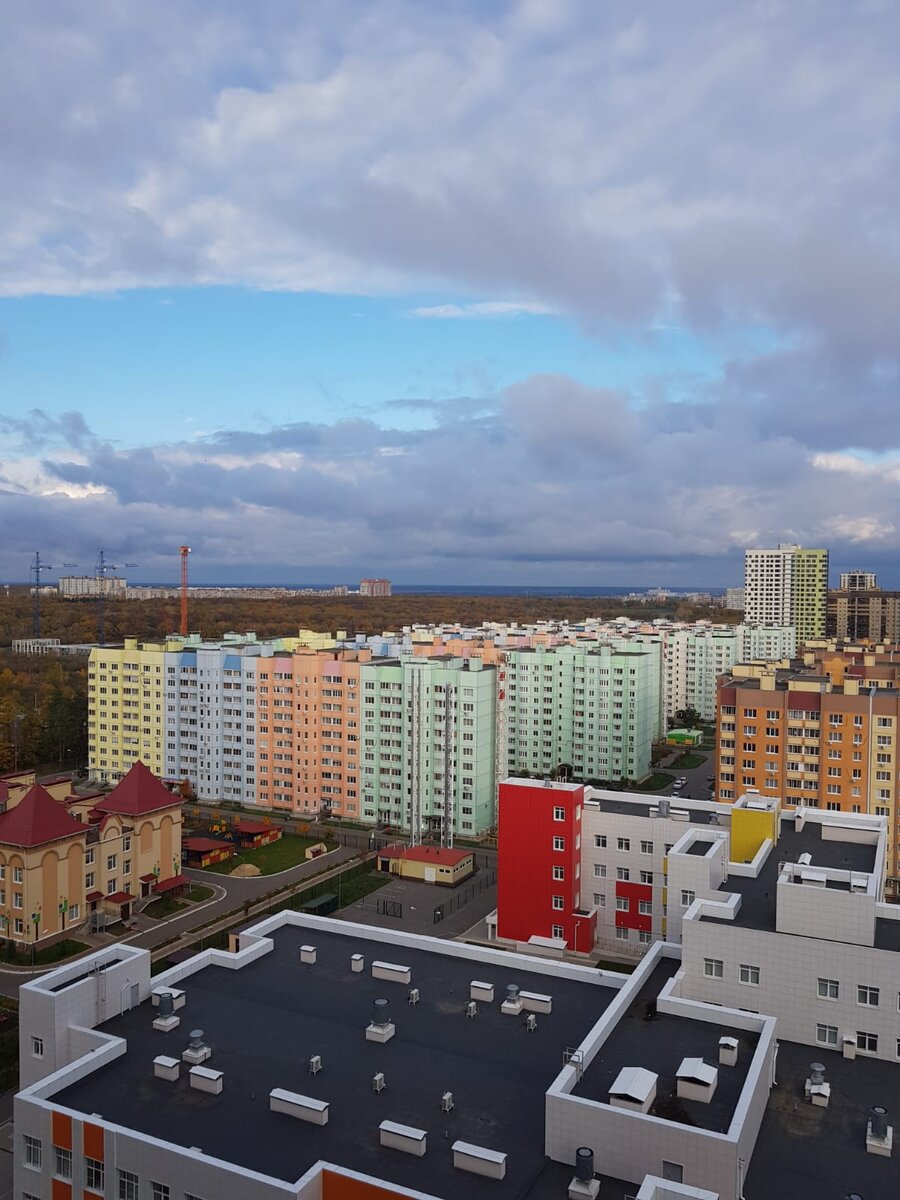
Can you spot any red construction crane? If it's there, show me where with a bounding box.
[180,546,191,637]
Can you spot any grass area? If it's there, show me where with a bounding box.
[337,869,392,908]
[639,772,675,791]
[202,835,336,876]
[143,896,188,920]
[2,938,89,967]
[0,1021,18,1091]
[188,884,213,902]
[595,958,637,974]
[674,751,707,769]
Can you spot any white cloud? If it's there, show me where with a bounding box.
[409,301,557,319]
[824,516,895,543]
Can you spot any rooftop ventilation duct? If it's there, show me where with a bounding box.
[870,1106,888,1140]
[658,799,670,818]
[574,1147,594,1182]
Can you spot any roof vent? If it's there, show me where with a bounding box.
[658,799,670,818]
[366,998,395,1044]
[152,991,180,1033]
[570,1146,598,1195]
[809,1062,826,1086]
[869,1106,888,1140]
[805,1062,831,1107]
[502,984,523,1015]
[182,1029,211,1066]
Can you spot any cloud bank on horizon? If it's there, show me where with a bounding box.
[1,0,899,584]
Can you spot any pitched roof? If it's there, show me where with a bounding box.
[0,784,85,848]
[93,761,181,818]
[183,837,232,853]
[378,843,472,867]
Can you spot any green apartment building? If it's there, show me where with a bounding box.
[502,643,658,784]
[793,547,829,641]
[359,656,497,841]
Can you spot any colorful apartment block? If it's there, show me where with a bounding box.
[502,643,659,784]
[716,661,900,892]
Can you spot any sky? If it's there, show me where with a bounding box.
[2,0,900,587]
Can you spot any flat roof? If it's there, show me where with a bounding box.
[745,1039,900,1200]
[701,822,877,935]
[54,923,617,1199]
[589,796,725,825]
[573,961,758,1135]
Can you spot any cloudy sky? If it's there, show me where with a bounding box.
[2,0,899,587]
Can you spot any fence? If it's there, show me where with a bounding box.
[432,867,496,924]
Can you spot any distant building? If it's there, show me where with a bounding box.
[360,577,392,597]
[840,570,878,591]
[744,542,828,641]
[723,586,745,610]
[58,574,126,599]
[11,638,61,655]
[827,588,900,642]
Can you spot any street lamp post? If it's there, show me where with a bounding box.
[31,907,41,967]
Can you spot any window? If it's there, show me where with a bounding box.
[857,985,880,1007]
[23,1134,41,1168]
[107,854,117,871]
[638,930,652,944]
[13,867,23,884]
[817,978,839,1000]
[551,924,564,939]
[816,1023,838,1046]
[552,866,565,881]
[152,1183,170,1200]
[593,863,606,878]
[704,958,723,979]
[594,834,607,848]
[681,889,695,907]
[615,927,629,940]
[640,839,653,854]
[617,837,630,852]
[86,1157,104,1189]
[593,893,605,907]
[31,1036,43,1058]
[638,900,652,915]
[616,897,629,911]
[616,867,630,881]
[552,895,564,910]
[739,964,760,986]
[552,836,565,851]
[857,1031,878,1054]
[639,869,653,884]
[553,805,566,821]
[55,1146,73,1179]
[119,1168,140,1200]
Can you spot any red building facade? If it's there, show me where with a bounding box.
[496,780,596,952]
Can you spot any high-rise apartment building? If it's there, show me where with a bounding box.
[840,570,878,590]
[744,542,828,641]
[664,624,796,723]
[360,577,392,596]
[715,661,900,891]
[88,639,170,782]
[503,644,659,784]
[827,588,900,642]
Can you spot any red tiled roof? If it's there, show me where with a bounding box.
[234,819,272,835]
[86,890,103,902]
[106,891,133,904]
[0,784,86,848]
[139,873,157,883]
[378,843,472,867]
[153,873,190,894]
[93,761,181,818]
[183,836,232,853]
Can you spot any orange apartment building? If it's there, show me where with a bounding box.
[255,648,370,817]
[715,658,900,891]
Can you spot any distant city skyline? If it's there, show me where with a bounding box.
[2,4,899,585]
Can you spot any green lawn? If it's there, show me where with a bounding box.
[2,938,89,967]
[188,884,213,902]
[337,869,392,908]
[639,772,675,791]
[202,835,336,876]
[674,751,707,769]
[143,896,187,920]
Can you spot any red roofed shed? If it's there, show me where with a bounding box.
[376,843,475,886]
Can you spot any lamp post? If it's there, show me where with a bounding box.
[31,907,41,967]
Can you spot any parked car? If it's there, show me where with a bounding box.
[676,777,687,785]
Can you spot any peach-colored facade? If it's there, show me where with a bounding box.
[256,649,371,817]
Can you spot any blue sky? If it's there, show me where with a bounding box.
[2,1,900,588]
[0,289,737,443]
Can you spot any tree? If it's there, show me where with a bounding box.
[674,706,702,729]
